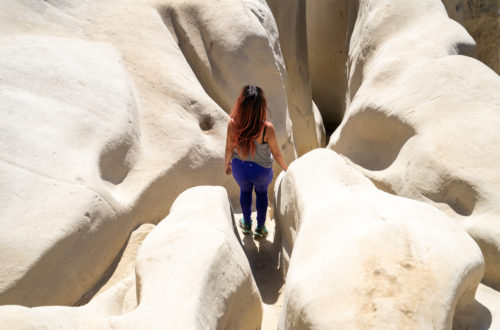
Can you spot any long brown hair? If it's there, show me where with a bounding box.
[230,85,267,159]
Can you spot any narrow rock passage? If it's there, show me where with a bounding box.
[233,209,285,330]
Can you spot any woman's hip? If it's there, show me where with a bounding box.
[232,158,273,184]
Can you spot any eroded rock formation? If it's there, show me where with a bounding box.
[1,0,500,328]
[160,0,296,160]
[274,149,484,329]
[267,0,325,154]
[328,0,500,291]
[0,186,262,330]
[0,35,141,306]
[306,0,349,134]
[0,0,290,307]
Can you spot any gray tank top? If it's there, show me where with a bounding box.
[233,126,273,168]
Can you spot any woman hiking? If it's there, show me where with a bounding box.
[224,85,288,238]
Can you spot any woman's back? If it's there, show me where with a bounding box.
[233,122,273,168]
[224,85,288,238]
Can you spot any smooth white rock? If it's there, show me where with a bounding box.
[306,0,349,132]
[0,186,262,330]
[0,35,140,306]
[0,0,291,306]
[161,0,296,161]
[274,149,484,329]
[329,0,500,289]
[267,0,321,155]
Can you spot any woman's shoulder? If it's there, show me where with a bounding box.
[227,118,234,133]
[264,121,275,134]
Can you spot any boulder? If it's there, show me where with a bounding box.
[0,0,289,306]
[160,0,296,161]
[274,149,484,329]
[0,35,140,307]
[0,186,262,330]
[328,0,500,289]
[112,186,262,329]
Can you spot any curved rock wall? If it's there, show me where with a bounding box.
[1,0,500,328]
[306,0,349,133]
[274,149,484,329]
[0,35,140,306]
[267,0,324,154]
[0,186,262,330]
[160,0,296,160]
[329,0,500,289]
[0,0,291,307]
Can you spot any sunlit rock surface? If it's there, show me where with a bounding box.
[274,149,484,329]
[0,0,292,307]
[0,0,499,328]
[0,186,262,330]
[328,0,500,290]
[306,0,349,133]
[267,0,324,154]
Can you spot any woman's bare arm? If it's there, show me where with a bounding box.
[224,120,234,175]
[266,123,288,171]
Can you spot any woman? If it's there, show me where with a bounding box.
[225,85,288,238]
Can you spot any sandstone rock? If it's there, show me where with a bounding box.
[329,0,500,288]
[306,0,349,133]
[454,283,500,330]
[0,35,140,307]
[274,149,484,329]
[267,0,320,155]
[0,0,290,307]
[160,0,296,161]
[112,186,262,329]
[312,101,326,148]
[0,186,262,330]
[2,0,498,328]
[443,0,500,74]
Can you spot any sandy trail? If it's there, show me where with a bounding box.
[233,209,285,330]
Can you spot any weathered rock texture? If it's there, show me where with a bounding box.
[328,0,500,290]
[267,0,324,154]
[0,0,291,307]
[160,0,296,161]
[443,0,500,74]
[307,0,349,133]
[274,149,484,329]
[1,0,500,328]
[0,186,262,330]
[92,223,155,307]
[0,35,141,307]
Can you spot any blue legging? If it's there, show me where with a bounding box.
[232,158,273,226]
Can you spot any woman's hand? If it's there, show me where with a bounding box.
[225,162,232,175]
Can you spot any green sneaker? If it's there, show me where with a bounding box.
[254,225,268,238]
[239,218,252,235]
